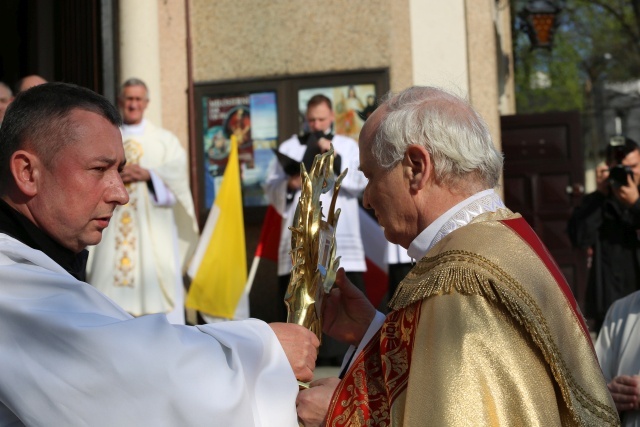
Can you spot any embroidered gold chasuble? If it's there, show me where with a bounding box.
[326,210,618,427]
[88,122,198,317]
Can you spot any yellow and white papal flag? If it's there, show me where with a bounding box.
[186,135,247,320]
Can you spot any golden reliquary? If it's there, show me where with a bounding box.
[285,145,346,343]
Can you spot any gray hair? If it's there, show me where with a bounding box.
[119,78,149,100]
[372,86,503,191]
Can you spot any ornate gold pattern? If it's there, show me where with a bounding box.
[286,146,345,342]
[113,139,143,288]
[327,302,421,426]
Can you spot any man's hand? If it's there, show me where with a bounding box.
[296,377,340,427]
[318,137,332,153]
[607,375,640,412]
[322,268,376,346]
[269,323,319,382]
[288,174,302,191]
[120,164,151,184]
[612,173,640,207]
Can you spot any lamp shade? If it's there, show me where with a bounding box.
[520,0,561,49]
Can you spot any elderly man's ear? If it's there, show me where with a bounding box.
[403,144,431,192]
[10,150,40,197]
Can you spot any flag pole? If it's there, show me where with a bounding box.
[244,255,260,295]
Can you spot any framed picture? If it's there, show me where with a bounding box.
[298,84,377,142]
[192,69,389,226]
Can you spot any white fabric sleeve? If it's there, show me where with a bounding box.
[340,310,387,373]
[0,240,300,427]
[148,169,177,207]
[334,136,367,196]
[263,158,288,216]
[594,301,621,383]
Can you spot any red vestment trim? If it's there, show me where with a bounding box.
[325,301,422,426]
[499,217,592,346]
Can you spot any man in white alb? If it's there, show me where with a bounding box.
[88,78,198,324]
[0,82,318,426]
[595,290,640,426]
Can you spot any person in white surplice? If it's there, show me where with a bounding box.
[0,82,318,426]
[595,291,640,426]
[87,78,198,324]
[264,94,367,365]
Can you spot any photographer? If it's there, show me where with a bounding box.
[568,136,640,331]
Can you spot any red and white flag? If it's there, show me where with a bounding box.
[254,205,282,263]
[248,204,389,309]
[245,204,282,295]
[359,206,389,308]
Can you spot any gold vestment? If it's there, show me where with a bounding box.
[326,210,618,426]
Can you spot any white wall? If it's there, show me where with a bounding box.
[409,0,469,95]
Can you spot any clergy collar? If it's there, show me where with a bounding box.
[0,198,88,281]
[407,189,505,260]
[299,129,334,145]
[121,118,147,136]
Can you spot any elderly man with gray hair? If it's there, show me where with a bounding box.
[296,86,618,426]
[87,78,199,324]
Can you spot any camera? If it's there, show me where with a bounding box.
[608,165,633,187]
[607,135,636,187]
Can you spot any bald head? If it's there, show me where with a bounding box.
[16,75,48,94]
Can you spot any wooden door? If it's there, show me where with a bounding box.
[54,0,104,93]
[501,112,587,307]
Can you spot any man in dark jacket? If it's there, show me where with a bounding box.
[568,136,640,331]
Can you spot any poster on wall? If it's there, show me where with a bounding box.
[298,84,377,142]
[202,92,278,208]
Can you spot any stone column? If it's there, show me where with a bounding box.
[119,0,163,125]
[466,0,500,148]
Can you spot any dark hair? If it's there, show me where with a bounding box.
[306,94,332,111]
[606,136,640,164]
[0,82,121,187]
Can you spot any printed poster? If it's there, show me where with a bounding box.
[202,92,278,208]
